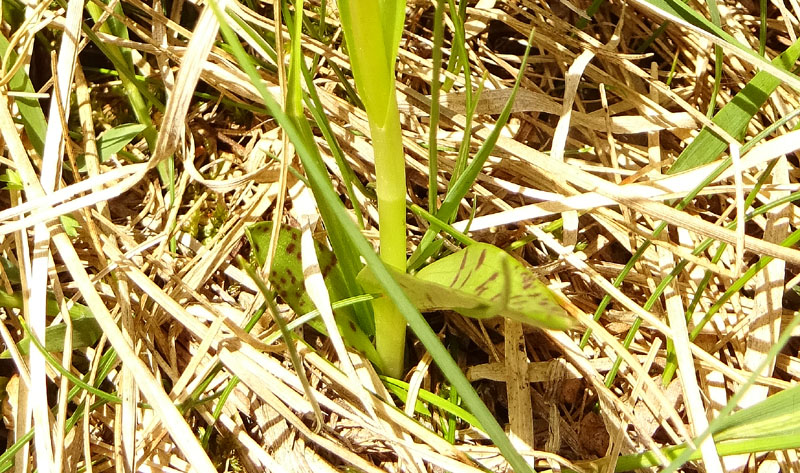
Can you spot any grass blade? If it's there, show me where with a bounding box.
[669,38,800,173]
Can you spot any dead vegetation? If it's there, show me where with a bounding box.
[1,0,800,471]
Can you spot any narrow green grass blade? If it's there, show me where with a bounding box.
[661,157,779,382]
[759,0,767,55]
[302,84,365,228]
[226,8,366,224]
[408,202,476,246]
[613,433,800,471]
[669,38,800,173]
[0,429,34,472]
[444,379,459,443]
[381,376,483,430]
[286,0,304,119]
[428,0,445,214]
[239,256,325,429]
[690,227,800,340]
[446,0,474,183]
[79,14,165,116]
[705,0,723,118]
[407,28,535,271]
[644,0,747,48]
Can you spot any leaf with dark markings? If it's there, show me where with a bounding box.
[359,243,572,330]
[246,222,381,364]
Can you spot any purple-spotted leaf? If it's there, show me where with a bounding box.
[358,243,571,330]
[246,222,380,363]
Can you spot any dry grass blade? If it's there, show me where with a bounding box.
[2,0,800,470]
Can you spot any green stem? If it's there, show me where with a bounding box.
[371,104,408,377]
[337,0,408,378]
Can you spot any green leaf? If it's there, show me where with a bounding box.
[0,312,102,359]
[97,123,147,163]
[713,383,800,442]
[612,384,800,471]
[337,0,396,121]
[0,256,21,285]
[245,222,381,364]
[60,214,81,237]
[0,169,23,191]
[0,33,46,156]
[358,243,572,330]
[0,290,98,361]
[379,0,406,69]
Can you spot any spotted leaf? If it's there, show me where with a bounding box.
[246,222,379,361]
[358,243,571,330]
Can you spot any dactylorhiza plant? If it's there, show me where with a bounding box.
[336,0,408,378]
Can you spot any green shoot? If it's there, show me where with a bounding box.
[211,4,540,470]
[336,0,409,377]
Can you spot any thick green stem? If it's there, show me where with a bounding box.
[337,0,408,378]
[370,101,407,377]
